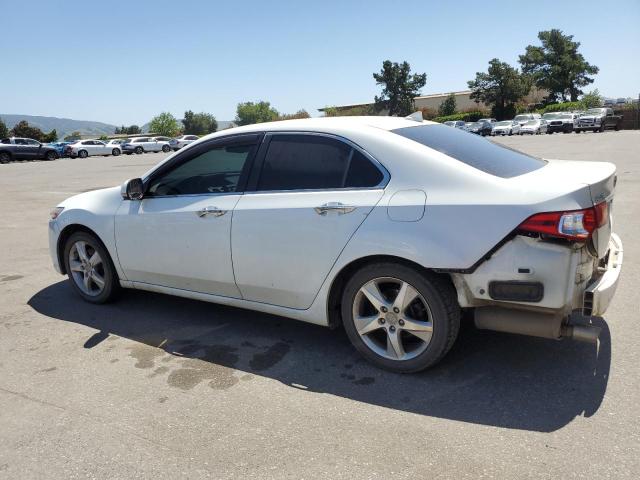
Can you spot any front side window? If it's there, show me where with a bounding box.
[147,143,256,196]
[256,135,383,191]
[25,139,40,146]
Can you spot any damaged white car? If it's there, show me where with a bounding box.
[48,116,623,372]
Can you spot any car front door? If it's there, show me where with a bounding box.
[22,139,43,159]
[115,134,261,297]
[231,133,387,309]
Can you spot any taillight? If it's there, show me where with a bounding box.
[517,201,608,242]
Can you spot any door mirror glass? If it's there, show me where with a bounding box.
[121,178,144,200]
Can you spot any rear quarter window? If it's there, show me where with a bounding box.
[392,124,546,178]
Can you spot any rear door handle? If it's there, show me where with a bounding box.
[196,206,227,217]
[314,202,357,216]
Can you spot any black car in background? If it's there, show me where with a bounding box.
[465,120,493,136]
[0,137,59,163]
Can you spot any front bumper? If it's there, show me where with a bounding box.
[583,233,623,316]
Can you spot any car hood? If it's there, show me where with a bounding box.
[57,186,122,212]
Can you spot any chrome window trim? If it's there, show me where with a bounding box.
[248,130,390,194]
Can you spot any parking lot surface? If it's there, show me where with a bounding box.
[1,131,639,479]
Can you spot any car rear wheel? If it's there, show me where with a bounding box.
[78,150,88,158]
[162,144,171,153]
[112,148,120,156]
[45,151,58,161]
[0,152,11,164]
[341,262,460,373]
[64,232,119,304]
[135,146,143,154]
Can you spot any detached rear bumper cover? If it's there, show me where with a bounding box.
[583,233,623,316]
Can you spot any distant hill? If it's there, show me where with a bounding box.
[1,114,236,140]
[0,114,117,140]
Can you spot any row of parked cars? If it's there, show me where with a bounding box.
[444,107,623,137]
[0,134,201,163]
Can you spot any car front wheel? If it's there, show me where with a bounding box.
[112,148,121,156]
[135,146,143,154]
[63,232,120,304]
[78,150,88,158]
[162,144,171,153]
[341,263,460,373]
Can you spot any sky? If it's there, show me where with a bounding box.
[1,0,639,125]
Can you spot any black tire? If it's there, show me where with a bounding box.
[341,262,460,373]
[112,148,120,156]
[45,151,58,161]
[63,231,120,304]
[614,123,620,131]
[0,151,10,164]
[135,146,143,154]
[78,150,88,158]
[599,122,605,133]
[162,144,171,153]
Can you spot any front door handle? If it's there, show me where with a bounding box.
[314,202,357,216]
[196,206,227,217]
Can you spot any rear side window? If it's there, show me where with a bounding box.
[1,139,10,144]
[256,135,384,191]
[392,124,545,178]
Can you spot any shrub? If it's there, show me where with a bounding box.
[323,105,376,117]
[536,102,582,114]
[432,111,485,123]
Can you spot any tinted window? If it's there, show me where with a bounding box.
[1,139,9,144]
[392,124,545,178]
[257,135,383,191]
[147,144,255,196]
[14,139,27,145]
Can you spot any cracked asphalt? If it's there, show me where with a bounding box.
[1,130,639,478]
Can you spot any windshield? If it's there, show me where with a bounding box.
[586,108,605,115]
[524,120,538,125]
[557,113,573,119]
[514,115,530,121]
[391,124,545,178]
[495,121,511,126]
[542,113,558,119]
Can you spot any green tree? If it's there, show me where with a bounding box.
[8,120,53,142]
[373,60,427,116]
[0,118,8,138]
[126,125,141,135]
[323,105,375,117]
[278,109,311,120]
[519,29,599,102]
[149,112,180,137]
[438,93,457,116]
[183,110,218,135]
[580,89,603,109]
[467,58,531,120]
[42,129,58,142]
[64,131,82,141]
[235,101,279,126]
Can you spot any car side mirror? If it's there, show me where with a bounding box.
[121,178,144,200]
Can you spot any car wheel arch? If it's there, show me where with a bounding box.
[56,224,110,275]
[326,254,454,329]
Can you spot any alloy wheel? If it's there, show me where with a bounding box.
[68,240,106,296]
[352,277,433,361]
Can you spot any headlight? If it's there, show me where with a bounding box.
[50,207,64,220]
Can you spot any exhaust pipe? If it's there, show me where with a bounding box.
[474,307,601,343]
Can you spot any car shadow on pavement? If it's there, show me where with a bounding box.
[28,281,610,433]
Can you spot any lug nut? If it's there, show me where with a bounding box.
[398,319,405,326]
[378,318,385,324]
[393,307,400,313]
[380,306,388,313]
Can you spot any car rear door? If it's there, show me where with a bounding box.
[231,133,387,309]
[115,134,261,297]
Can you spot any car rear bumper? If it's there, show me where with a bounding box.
[583,233,623,316]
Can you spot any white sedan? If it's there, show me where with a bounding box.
[520,119,549,135]
[169,135,199,151]
[48,116,623,372]
[68,140,121,158]
[491,120,521,136]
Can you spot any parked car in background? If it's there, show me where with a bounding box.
[48,116,622,372]
[575,108,622,133]
[67,140,120,158]
[478,118,497,124]
[151,136,173,142]
[47,141,75,158]
[491,120,521,136]
[546,112,578,134]
[122,137,172,154]
[0,137,59,163]
[169,135,199,151]
[106,139,128,152]
[465,121,493,136]
[520,119,549,135]
[513,113,542,126]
